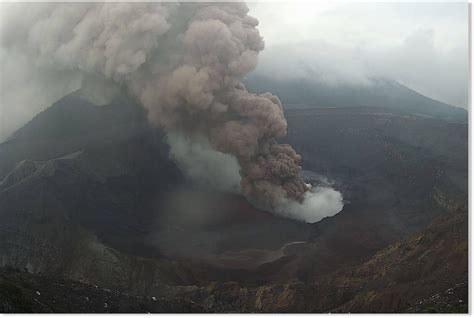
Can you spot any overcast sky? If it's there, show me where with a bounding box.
[248,2,469,108]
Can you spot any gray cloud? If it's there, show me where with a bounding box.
[249,2,468,108]
[0,47,82,140]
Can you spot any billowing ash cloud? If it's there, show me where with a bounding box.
[0,2,343,222]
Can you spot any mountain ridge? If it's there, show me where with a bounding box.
[244,75,467,122]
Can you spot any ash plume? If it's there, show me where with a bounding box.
[0,2,343,222]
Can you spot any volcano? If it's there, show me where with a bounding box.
[0,88,467,312]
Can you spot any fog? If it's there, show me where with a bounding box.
[248,2,468,109]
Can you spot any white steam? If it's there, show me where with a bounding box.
[276,185,344,223]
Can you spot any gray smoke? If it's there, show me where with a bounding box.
[0,2,343,222]
[166,132,241,193]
